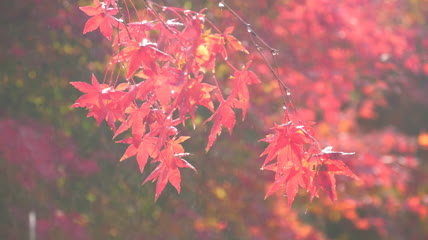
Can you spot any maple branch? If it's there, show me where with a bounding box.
[143,0,181,35]
[72,0,360,205]
[218,0,298,115]
[126,0,141,21]
[218,1,288,91]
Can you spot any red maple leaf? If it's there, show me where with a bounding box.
[195,33,227,69]
[204,95,237,151]
[260,122,311,169]
[263,160,309,207]
[223,26,249,54]
[118,134,158,173]
[171,74,216,125]
[70,74,124,130]
[135,64,187,108]
[308,147,359,201]
[142,136,196,201]
[113,39,172,80]
[230,67,260,120]
[112,18,155,47]
[114,101,157,173]
[113,102,151,139]
[260,121,319,206]
[79,0,120,40]
[203,67,260,152]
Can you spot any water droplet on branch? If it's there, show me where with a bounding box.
[218,2,225,8]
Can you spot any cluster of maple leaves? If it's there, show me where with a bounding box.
[72,0,358,205]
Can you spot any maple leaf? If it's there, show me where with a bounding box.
[115,104,170,173]
[260,122,310,169]
[80,0,120,40]
[260,121,319,206]
[308,147,359,201]
[172,75,216,125]
[113,39,172,80]
[113,102,151,139]
[173,16,205,75]
[230,67,261,120]
[204,96,237,151]
[203,67,259,151]
[195,32,227,69]
[112,19,156,47]
[118,134,158,173]
[71,74,124,130]
[224,27,249,54]
[135,64,186,108]
[180,14,203,41]
[142,136,196,201]
[264,160,308,207]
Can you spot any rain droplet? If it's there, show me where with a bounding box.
[218,2,225,8]
[282,106,287,110]
[286,91,291,96]
[272,50,279,56]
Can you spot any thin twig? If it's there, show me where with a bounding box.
[219,1,293,108]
